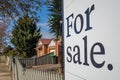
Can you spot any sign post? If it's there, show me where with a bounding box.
[63,0,120,80]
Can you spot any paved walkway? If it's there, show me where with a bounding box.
[0,63,12,80]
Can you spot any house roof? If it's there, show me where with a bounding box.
[48,39,56,47]
[38,38,52,45]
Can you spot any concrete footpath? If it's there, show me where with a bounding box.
[0,63,12,80]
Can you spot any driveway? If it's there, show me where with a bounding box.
[0,63,12,80]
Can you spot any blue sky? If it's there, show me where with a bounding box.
[36,1,55,39]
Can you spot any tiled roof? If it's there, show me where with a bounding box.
[39,38,52,45]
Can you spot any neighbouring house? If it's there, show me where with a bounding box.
[36,38,61,57]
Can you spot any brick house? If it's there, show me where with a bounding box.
[36,38,61,57]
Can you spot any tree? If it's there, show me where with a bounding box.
[11,16,42,57]
[45,0,63,73]
[2,45,15,56]
[0,26,6,51]
[0,0,41,21]
[0,21,8,52]
[45,0,62,38]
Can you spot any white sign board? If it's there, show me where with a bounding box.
[63,0,120,80]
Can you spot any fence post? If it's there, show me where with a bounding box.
[14,57,19,80]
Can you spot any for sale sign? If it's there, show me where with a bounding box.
[63,0,120,80]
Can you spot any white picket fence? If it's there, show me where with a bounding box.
[11,57,63,80]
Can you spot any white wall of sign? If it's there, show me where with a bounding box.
[63,0,120,80]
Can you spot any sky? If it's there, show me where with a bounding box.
[36,1,55,39]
